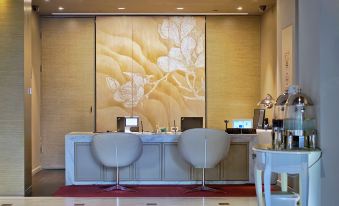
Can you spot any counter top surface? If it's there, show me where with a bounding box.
[253,144,321,154]
[66,131,258,143]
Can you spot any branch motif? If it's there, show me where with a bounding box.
[157,16,205,102]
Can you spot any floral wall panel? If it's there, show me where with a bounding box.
[96,16,205,132]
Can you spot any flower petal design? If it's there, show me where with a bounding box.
[114,82,132,103]
[133,75,146,87]
[157,56,170,72]
[169,58,187,72]
[155,16,205,101]
[112,80,145,108]
[180,17,196,39]
[158,19,169,40]
[168,21,180,47]
[168,47,184,61]
[181,36,196,66]
[106,76,120,91]
[196,34,205,55]
[195,53,205,68]
[133,86,144,105]
[171,16,183,28]
[157,55,188,73]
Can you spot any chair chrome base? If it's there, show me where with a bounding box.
[185,168,226,193]
[103,184,136,192]
[101,167,136,192]
[185,185,224,193]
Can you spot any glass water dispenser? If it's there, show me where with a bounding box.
[272,90,289,149]
[284,89,316,148]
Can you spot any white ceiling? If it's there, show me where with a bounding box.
[32,0,276,15]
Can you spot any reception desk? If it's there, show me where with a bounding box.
[65,132,259,185]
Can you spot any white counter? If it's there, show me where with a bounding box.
[66,132,259,185]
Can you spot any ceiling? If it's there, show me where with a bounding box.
[32,0,276,15]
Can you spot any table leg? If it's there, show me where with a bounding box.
[308,152,321,206]
[300,157,309,206]
[281,172,288,192]
[264,154,272,206]
[255,169,264,206]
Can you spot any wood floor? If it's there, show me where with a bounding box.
[32,169,65,196]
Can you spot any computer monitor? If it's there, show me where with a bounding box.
[253,109,265,129]
[232,119,253,128]
[181,117,203,132]
[116,117,125,132]
[124,116,139,133]
[125,117,139,127]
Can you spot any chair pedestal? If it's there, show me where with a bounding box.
[103,167,136,192]
[186,168,225,193]
[104,184,135,192]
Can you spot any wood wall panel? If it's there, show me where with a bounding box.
[206,16,261,129]
[0,0,25,195]
[260,5,277,121]
[24,1,33,194]
[221,142,249,180]
[31,11,42,174]
[95,16,205,132]
[41,18,95,168]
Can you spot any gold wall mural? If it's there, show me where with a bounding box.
[96,16,206,132]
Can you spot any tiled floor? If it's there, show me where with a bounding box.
[25,170,259,205]
[0,197,258,206]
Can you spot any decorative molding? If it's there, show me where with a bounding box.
[52,13,249,16]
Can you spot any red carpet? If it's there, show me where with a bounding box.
[54,184,258,197]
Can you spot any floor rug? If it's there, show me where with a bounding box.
[54,184,259,197]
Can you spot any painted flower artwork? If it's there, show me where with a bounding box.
[96,16,205,132]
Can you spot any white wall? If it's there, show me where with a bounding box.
[277,0,297,93]
[298,0,339,205]
[318,0,339,205]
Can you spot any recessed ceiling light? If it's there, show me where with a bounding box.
[44,0,50,2]
[176,7,184,10]
[118,7,126,10]
[237,6,243,11]
[58,6,64,11]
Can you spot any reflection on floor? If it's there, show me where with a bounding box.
[0,197,258,206]
[32,169,65,196]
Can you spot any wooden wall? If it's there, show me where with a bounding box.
[41,18,95,168]
[95,16,206,132]
[206,16,261,129]
[260,5,277,121]
[40,16,270,168]
[24,0,33,194]
[31,11,42,175]
[0,0,25,195]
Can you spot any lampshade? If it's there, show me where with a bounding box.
[258,94,274,109]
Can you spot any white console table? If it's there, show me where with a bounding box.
[65,132,259,185]
[253,145,321,206]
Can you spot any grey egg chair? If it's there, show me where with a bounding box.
[92,132,143,191]
[178,128,231,192]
